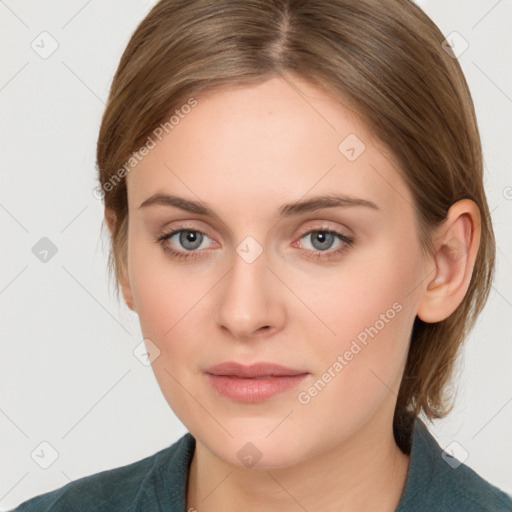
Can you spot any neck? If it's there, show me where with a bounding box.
[186,409,411,512]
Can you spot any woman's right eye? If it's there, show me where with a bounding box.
[157,229,215,260]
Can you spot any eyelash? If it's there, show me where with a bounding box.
[156,227,355,262]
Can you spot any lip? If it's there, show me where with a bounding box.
[204,361,309,403]
[205,361,307,378]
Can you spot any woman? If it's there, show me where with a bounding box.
[12,0,512,510]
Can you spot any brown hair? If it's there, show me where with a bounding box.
[96,0,495,431]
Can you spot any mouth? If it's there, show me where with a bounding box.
[205,361,307,378]
[204,361,309,402]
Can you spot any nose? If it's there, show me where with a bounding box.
[213,244,286,341]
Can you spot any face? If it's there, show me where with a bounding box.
[122,74,429,469]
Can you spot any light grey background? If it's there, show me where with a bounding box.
[1,1,511,509]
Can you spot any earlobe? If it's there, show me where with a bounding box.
[417,199,481,323]
[105,207,136,313]
[120,276,136,312]
[105,207,117,236]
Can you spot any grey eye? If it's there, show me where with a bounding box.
[178,230,204,250]
[304,231,338,251]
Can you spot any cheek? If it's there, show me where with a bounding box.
[295,238,421,400]
[128,232,208,341]
[127,240,208,421]
[295,232,420,340]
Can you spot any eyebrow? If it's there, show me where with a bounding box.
[138,192,379,218]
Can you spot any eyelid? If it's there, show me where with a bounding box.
[157,220,216,241]
[293,221,353,242]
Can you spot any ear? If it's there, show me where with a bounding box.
[417,199,481,323]
[104,208,136,312]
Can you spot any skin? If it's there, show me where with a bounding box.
[106,74,481,512]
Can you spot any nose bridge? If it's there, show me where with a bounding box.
[214,234,283,339]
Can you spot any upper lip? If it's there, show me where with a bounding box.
[205,361,308,378]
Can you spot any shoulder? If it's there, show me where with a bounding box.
[10,433,194,512]
[397,416,512,512]
[426,453,512,511]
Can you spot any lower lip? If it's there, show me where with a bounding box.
[206,373,309,403]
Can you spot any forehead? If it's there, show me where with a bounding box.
[126,75,414,220]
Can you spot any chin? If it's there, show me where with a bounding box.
[197,425,312,471]
[225,442,304,471]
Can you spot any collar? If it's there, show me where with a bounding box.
[160,415,509,512]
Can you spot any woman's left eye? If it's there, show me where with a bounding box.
[295,229,355,260]
[157,227,355,261]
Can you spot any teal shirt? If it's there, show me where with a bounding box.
[10,417,512,511]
